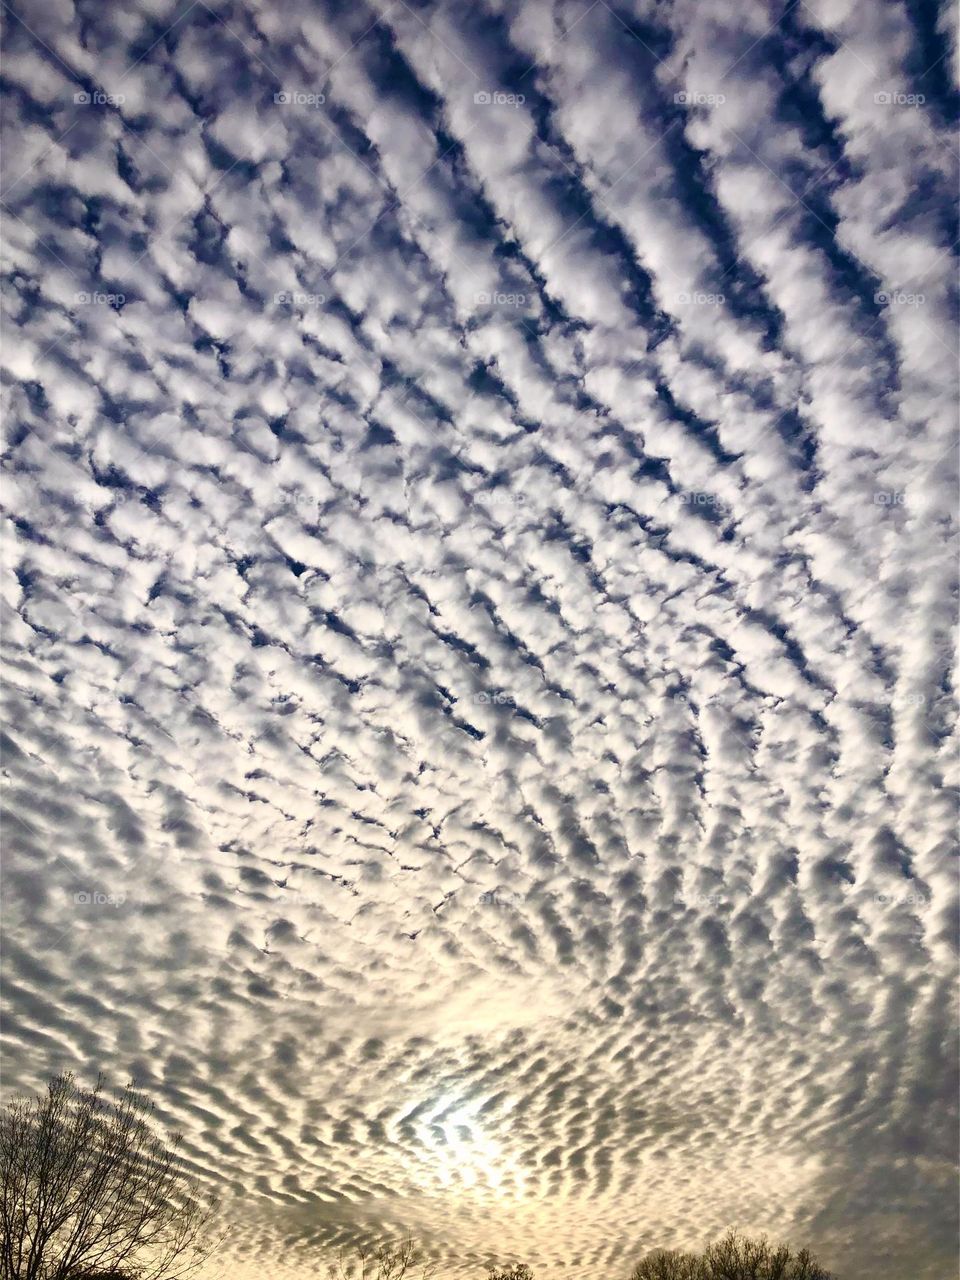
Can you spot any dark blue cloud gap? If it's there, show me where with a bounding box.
[902,0,960,122]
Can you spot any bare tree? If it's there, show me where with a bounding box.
[629,1250,705,1280]
[487,1266,534,1280]
[334,1238,435,1280]
[630,1230,834,1280]
[0,1073,219,1280]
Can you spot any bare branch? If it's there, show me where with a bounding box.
[0,1074,220,1280]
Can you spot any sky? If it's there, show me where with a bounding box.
[1,1,958,1278]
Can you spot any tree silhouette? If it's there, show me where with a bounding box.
[630,1230,834,1279]
[0,1073,218,1280]
[334,1238,435,1280]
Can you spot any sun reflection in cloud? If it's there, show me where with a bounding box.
[414,1094,508,1194]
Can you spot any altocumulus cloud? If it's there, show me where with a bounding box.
[0,0,957,1277]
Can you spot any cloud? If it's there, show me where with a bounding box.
[1,0,957,1277]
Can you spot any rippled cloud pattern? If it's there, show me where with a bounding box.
[2,1,958,1277]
